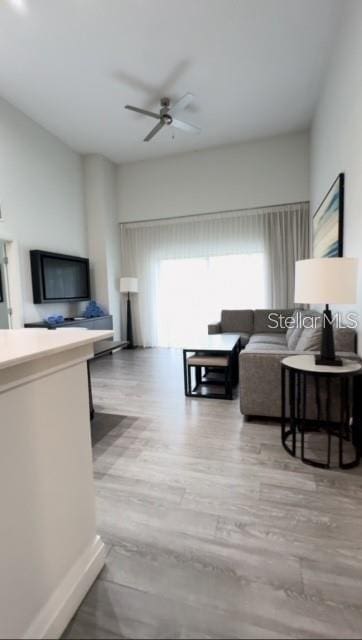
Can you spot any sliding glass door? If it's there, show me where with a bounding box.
[157,253,266,347]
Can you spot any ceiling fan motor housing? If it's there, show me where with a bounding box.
[162,113,173,125]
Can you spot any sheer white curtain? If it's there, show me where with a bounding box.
[264,204,310,307]
[120,203,309,347]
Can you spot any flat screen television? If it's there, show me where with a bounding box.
[30,250,91,304]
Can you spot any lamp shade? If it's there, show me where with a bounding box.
[120,277,138,293]
[295,258,358,304]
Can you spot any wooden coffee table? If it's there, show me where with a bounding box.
[182,333,241,399]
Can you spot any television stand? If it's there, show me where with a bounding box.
[25,315,113,332]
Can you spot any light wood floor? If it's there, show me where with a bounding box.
[64,348,362,639]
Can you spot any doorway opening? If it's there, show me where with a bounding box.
[0,240,13,329]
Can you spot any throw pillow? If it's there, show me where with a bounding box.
[286,310,301,349]
[287,325,304,350]
[286,310,314,350]
[295,326,323,352]
[334,328,356,352]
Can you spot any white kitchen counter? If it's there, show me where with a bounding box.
[0,328,113,370]
[0,328,113,639]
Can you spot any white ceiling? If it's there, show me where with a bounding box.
[0,0,340,163]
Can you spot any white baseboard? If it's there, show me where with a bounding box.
[22,536,106,640]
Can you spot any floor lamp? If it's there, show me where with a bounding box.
[120,277,138,349]
[295,257,358,366]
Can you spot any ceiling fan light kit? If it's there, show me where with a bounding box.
[125,93,201,142]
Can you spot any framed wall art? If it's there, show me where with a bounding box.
[313,173,344,258]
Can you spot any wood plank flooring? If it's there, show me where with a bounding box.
[63,348,362,639]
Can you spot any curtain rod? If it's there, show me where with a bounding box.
[119,200,309,226]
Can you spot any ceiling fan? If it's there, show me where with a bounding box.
[125,93,201,142]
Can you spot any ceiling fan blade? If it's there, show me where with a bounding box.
[170,93,194,114]
[171,118,201,134]
[125,105,160,119]
[144,120,165,142]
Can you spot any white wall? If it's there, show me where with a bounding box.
[311,0,362,350]
[118,131,310,222]
[83,155,121,338]
[0,97,87,324]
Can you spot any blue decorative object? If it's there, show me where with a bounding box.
[84,300,106,318]
[46,315,64,326]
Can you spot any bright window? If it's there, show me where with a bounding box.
[157,253,266,347]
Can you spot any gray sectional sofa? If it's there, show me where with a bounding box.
[208,309,358,419]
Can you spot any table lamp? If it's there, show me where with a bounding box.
[294,257,358,366]
[120,277,138,348]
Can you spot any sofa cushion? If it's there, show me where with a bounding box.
[249,333,287,346]
[254,308,296,333]
[221,310,254,334]
[222,331,250,347]
[244,342,289,352]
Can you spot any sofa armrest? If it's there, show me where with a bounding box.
[239,349,361,419]
[208,322,222,335]
[239,350,292,418]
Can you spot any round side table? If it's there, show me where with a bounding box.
[281,354,362,469]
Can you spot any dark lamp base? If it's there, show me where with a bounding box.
[315,355,343,367]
